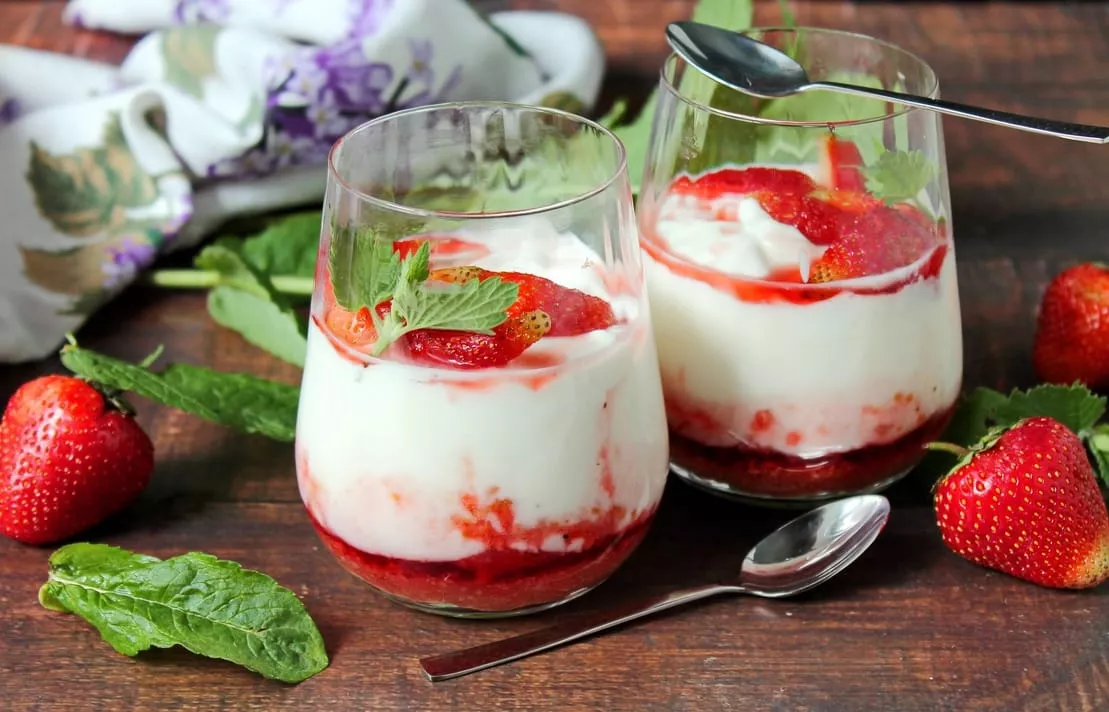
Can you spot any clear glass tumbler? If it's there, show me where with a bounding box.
[296,102,670,617]
[637,28,962,505]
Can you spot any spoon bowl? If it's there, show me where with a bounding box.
[420,494,891,681]
[742,493,889,597]
[665,21,1109,143]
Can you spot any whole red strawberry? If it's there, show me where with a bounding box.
[1033,263,1109,389]
[0,375,154,545]
[931,416,1109,589]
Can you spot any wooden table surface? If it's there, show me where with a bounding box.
[3,1,1109,710]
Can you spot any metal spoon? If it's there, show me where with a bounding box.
[419,493,890,682]
[666,21,1109,144]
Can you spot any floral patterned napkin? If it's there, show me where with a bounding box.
[0,0,604,363]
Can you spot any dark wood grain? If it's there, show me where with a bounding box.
[2,2,1109,711]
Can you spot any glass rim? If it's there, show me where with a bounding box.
[658,26,940,128]
[326,100,630,220]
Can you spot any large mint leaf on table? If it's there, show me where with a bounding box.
[60,343,299,443]
[194,244,308,367]
[39,544,328,684]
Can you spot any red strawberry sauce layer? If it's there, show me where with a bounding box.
[670,404,955,499]
[307,508,655,612]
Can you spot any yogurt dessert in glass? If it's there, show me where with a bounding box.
[296,103,670,617]
[637,28,962,504]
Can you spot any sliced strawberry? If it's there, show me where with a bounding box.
[428,267,617,336]
[325,302,391,347]
[809,206,936,282]
[820,135,867,192]
[671,167,816,199]
[752,191,847,246]
[814,189,880,214]
[892,202,937,234]
[393,236,491,261]
[405,310,552,369]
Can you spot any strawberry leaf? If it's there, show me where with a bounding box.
[942,383,1106,448]
[1087,424,1109,489]
[990,383,1106,435]
[937,387,1011,447]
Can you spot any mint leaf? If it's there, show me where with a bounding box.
[328,223,402,313]
[235,211,320,279]
[147,212,319,297]
[395,276,517,335]
[372,243,517,356]
[40,543,328,684]
[207,286,308,367]
[600,95,657,195]
[753,72,888,165]
[60,343,299,442]
[195,244,308,367]
[863,149,935,204]
[194,244,274,298]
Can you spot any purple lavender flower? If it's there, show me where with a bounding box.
[173,0,231,25]
[101,236,157,290]
[322,45,393,115]
[271,132,318,168]
[398,64,463,111]
[0,97,20,126]
[406,38,434,87]
[346,0,394,39]
[271,51,330,109]
[306,91,350,139]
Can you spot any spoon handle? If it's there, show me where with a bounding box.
[812,81,1109,144]
[419,583,740,682]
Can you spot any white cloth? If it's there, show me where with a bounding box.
[0,0,604,362]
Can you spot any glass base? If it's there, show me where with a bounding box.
[369,580,601,619]
[670,462,910,508]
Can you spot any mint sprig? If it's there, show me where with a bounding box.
[60,339,299,442]
[40,544,328,684]
[330,234,518,357]
[193,244,308,367]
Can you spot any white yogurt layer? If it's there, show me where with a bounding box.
[296,223,670,562]
[644,189,963,458]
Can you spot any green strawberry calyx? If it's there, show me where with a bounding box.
[925,424,1015,489]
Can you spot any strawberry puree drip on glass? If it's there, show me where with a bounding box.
[640,145,963,502]
[296,225,670,615]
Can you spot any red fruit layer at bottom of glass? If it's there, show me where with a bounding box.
[307,509,657,613]
[669,404,957,500]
